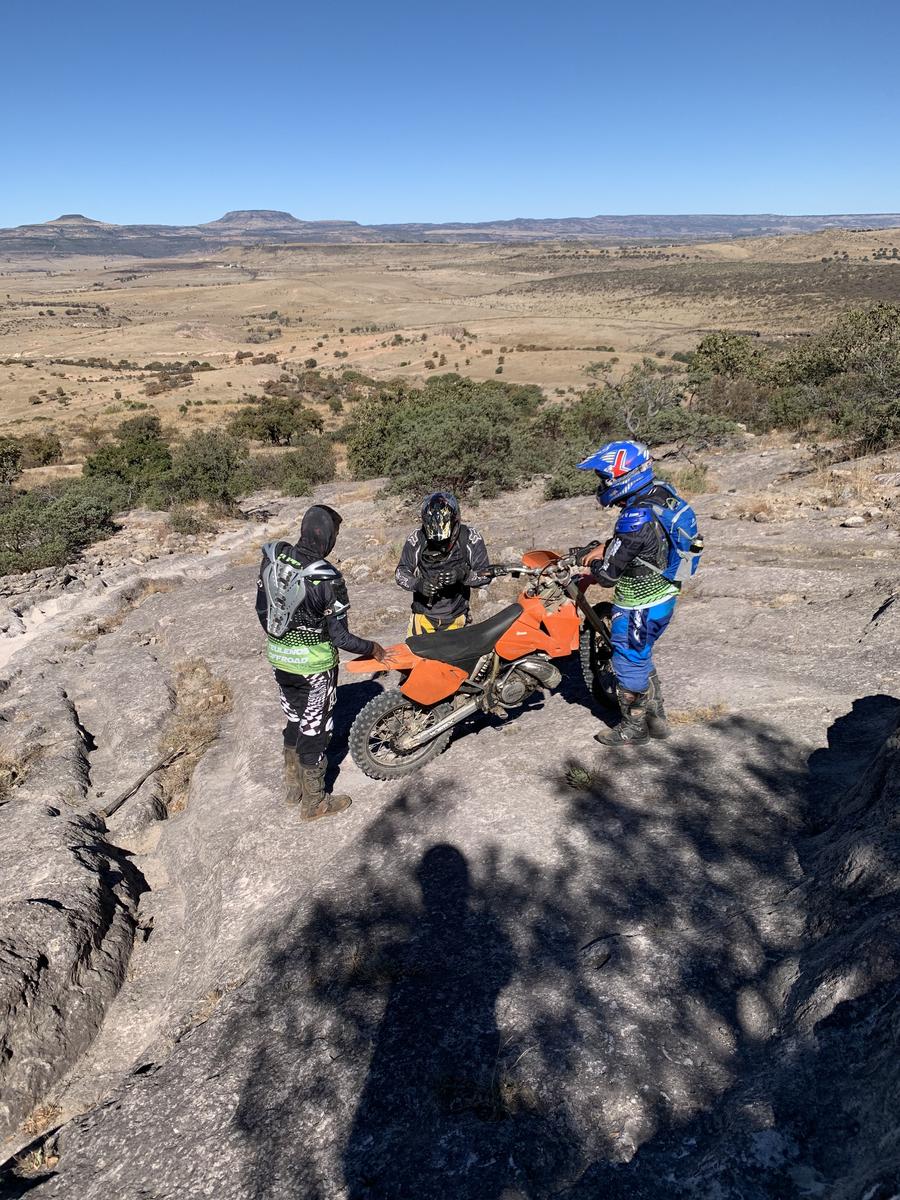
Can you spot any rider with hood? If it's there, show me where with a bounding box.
[575,440,684,748]
[256,504,386,819]
[395,491,493,635]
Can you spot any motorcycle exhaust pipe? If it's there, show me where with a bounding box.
[515,656,562,688]
[396,699,481,750]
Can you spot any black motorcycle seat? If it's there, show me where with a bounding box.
[407,603,524,672]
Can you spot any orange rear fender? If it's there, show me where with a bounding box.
[344,644,419,674]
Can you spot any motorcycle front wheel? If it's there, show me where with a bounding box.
[579,601,618,709]
[349,690,454,780]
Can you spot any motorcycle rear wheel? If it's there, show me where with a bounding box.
[349,690,454,780]
[579,601,618,709]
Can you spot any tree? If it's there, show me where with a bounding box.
[83,413,172,504]
[690,331,764,384]
[170,431,245,506]
[0,439,23,491]
[228,399,323,446]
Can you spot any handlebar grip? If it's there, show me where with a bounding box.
[568,541,601,561]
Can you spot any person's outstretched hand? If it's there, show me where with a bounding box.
[370,642,389,663]
[582,543,607,566]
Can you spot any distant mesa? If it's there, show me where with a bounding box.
[203,209,307,227]
[52,214,103,224]
[201,210,362,231]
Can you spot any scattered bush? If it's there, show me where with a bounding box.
[228,398,323,446]
[83,413,173,506]
[0,477,120,575]
[169,506,220,536]
[345,376,544,497]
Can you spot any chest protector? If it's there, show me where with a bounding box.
[260,541,333,637]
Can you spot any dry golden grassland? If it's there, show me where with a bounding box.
[1,231,898,462]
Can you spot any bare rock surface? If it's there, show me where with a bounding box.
[0,449,899,1197]
[0,804,143,1139]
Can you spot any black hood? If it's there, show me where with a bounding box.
[297,505,342,559]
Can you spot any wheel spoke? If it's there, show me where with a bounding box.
[366,704,443,765]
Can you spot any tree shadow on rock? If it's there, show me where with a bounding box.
[225,704,888,1199]
[559,696,900,1199]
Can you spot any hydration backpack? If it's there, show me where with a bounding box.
[646,484,704,583]
[260,541,331,637]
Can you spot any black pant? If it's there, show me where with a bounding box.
[274,666,338,767]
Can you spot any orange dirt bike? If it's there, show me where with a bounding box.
[345,549,616,779]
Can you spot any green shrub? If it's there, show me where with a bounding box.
[346,376,544,497]
[0,439,23,490]
[763,384,833,433]
[231,440,337,497]
[170,431,246,507]
[0,477,120,575]
[690,331,765,383]
[228,398,323,446]
[535,389,621,499]
[83,413,173,505]
[833,375,900,452]
[690,304,900,451]
[18,431,63,468]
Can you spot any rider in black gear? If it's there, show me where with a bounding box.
[256,505,386,819]
[395,492,492,634]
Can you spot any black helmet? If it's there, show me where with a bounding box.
[420,491,460,551]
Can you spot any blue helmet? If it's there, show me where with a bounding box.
[577,439,655,506]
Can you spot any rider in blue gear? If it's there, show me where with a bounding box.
[576,440,677,748]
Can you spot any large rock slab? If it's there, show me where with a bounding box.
[1,470,900,1197]
[0,802,143,1142]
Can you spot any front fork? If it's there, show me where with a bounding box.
[563,580,613,650]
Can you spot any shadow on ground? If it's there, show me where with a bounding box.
[223,697,900,1199]
[7,699,897,1200]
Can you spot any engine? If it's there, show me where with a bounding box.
[495,656,562,707]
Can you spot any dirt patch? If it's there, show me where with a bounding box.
[0,748,38,802]
[157,659,233,815]
[669,703,729,725]
[19,1103,62,1141]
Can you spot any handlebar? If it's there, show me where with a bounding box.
[489,554,583,581]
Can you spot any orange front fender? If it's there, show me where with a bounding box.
[521,549,561,569]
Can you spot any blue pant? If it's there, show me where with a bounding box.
[610,596,677,693]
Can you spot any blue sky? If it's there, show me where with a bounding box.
[2,0,898,226]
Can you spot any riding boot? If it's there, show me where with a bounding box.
[300,762,352,821]
[282,746,303,806]
[594,687,651,747]
[645,670,671,740]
